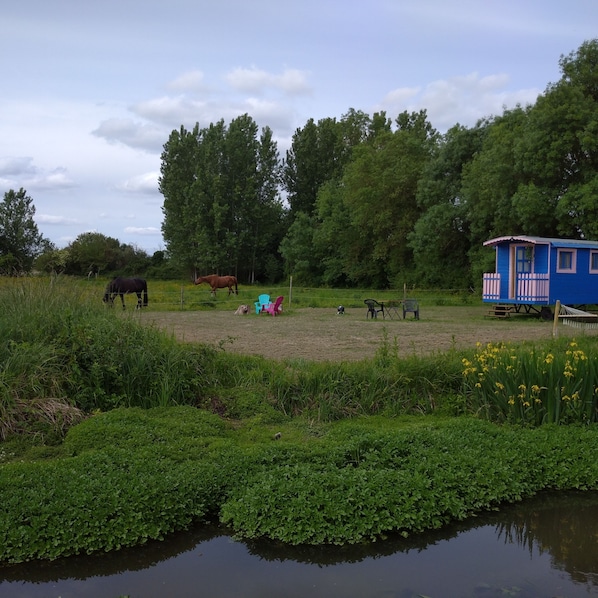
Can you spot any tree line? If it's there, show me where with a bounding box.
[2,40,597,288]
[160,40,598,289]
[0,190,168,278]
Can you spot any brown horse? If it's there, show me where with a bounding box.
[194,274,238,296]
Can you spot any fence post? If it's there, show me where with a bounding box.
[553,300,560,338]
[181,286,184,310]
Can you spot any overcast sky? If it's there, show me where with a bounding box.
[1,1,596,254]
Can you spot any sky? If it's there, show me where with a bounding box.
[1,1,596,255]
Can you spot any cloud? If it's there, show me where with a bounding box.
[133,96,211,129]
[378,73,541,131]
[0,157,76,191]
[36,214,81,225]
[117,172,160,195]
[243,98,296,132]
[226,66,311,95]
[379,87,421,107]
[166,70,208,93]
[33,168,76,190]
[91,67,313,155]
[124,226,161,236]
[131,92,297,148]
[92,119,167,153]
[0,156,38,177]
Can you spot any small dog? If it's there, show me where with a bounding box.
[234,304,249,315]
[337,305,345,315]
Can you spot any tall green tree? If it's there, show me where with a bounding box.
[461,107,531,246]
[66,232,124,275]
[160,124,202,273]
[312,179,353,286]
[409,123,487,287]
[0,188,51,274]
[249,126,286,283]
[278,212,320,285]
[222,116,283,283]
[517,39,598,238]
[280,110,404,287]
[282,110,391,223]
[35,247,70,276]
[160,115,282,282]
[340,110,439,287]
[283,118,338,218]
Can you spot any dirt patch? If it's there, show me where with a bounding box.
[138,305,578,362]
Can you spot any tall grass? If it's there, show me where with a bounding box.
[5,277,596,442]
[0,278,213,438]
[1,278,471,440]
[190,330,466,422]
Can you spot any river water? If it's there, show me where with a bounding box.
[1,491,597,598]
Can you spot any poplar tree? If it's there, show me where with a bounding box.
[159,115,283,282]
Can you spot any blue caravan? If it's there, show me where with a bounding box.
[482,235,598,313]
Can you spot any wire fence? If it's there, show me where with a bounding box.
[130,283,480,311]
[1,276,481,312]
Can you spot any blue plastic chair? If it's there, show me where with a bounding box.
[255,294,271,314]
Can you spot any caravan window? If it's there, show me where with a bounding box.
[557,249,576,273]
[591,251,598,273]
[515,245,533,273]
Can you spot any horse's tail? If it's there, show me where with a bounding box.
[143,280,148,306]
[234,277,238,295]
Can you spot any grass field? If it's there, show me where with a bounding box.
[138,304,573,362]
[36,276,578,362]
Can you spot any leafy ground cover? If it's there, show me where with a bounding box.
[2,407,598,563]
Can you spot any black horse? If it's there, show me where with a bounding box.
[103,277,148,309]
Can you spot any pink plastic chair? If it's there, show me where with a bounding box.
[265,296,284,316]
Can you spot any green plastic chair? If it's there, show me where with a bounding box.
[364,299,384,319]
[402,299,420,320]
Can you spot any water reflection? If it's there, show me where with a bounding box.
[1,491,597,597]
[493,491,598,590]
